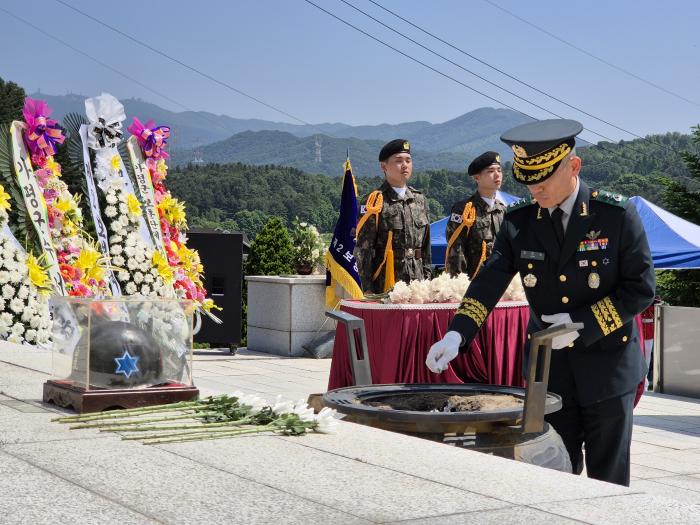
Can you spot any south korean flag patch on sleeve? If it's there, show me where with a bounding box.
[450,212,463,223]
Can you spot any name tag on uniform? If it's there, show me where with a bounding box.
[520,250,545,261]
[450,212,463,223]
[360,205,367,214]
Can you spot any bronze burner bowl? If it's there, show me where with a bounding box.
[323,383,571,472]
[323,383,562,435]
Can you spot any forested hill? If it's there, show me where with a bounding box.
[578,132,698,202]
[168,130,699,237]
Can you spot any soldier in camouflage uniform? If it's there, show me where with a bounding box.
[354,139,432,294]
[445,151,506,278]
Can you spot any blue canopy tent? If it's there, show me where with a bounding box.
[430,193,700,269]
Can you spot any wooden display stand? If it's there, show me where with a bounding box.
[43,380,199,414]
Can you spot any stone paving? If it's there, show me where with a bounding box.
[0,343,699,523]
[196,348,700,506]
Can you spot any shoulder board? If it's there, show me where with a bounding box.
[505,197,536,214]
[591,189,628,208]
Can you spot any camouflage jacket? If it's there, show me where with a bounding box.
[354,181,432,293]
[445,192,505,278]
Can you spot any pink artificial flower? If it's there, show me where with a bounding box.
[22,97,65,158]
[128,117,170,160]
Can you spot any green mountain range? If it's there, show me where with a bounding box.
[36,92,534,163]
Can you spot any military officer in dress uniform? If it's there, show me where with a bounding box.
[354,139,432,293]
[426,119,655,487]
[445,151,506,278]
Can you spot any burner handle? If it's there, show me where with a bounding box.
[325,310,373,386]
[522,322,584,434]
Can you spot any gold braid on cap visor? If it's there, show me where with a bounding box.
[512,143,572,183]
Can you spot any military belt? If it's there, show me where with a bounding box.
[395,247,423,260]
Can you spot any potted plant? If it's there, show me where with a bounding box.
[290,218,324,275]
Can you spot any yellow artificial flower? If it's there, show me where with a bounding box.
[202,298,223,312]
[63,220,77,237]
[176,245,204,283]
[111,154,121,171]
[127,193,142,217]
[152,251,174,283]
[157,195,187,228]
[85,264,106,283]
[76,247,100,272]
[45,156,61,177]
[0,185,11,211]
[75,247,107,283]
[156,159,167,176]
[26,254,52,294]
[54,197,76,214]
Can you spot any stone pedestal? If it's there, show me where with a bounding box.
[246,275,334,357]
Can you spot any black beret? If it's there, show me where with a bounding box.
[500,119,583,185]
[467,151,501,176]
[379,139,411,162]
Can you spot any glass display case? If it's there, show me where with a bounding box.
[44,297,199,413]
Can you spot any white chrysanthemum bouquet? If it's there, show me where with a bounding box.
[0,185,52,344]
[105,181,171,297]
[502,275,527,301]
[388,272,471,304]
[386,272,527,304]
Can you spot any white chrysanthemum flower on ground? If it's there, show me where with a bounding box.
[272,395,295,416]
[314,407,340,434]
[292,399,316,422]
[236,392,267,415]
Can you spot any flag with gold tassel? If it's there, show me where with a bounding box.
[325,158,363,308]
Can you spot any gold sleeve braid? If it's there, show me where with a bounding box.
[591,296,623,335]
[456,297,488,327]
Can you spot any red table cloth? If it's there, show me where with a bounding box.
[328,300,529,390]
[328,300,646,404]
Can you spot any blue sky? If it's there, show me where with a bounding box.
[2,0,699,143]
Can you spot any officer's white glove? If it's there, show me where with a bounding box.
[426,331,462,373]
[541,313,579,349]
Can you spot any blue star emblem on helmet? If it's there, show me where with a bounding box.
[114,351,140,378]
